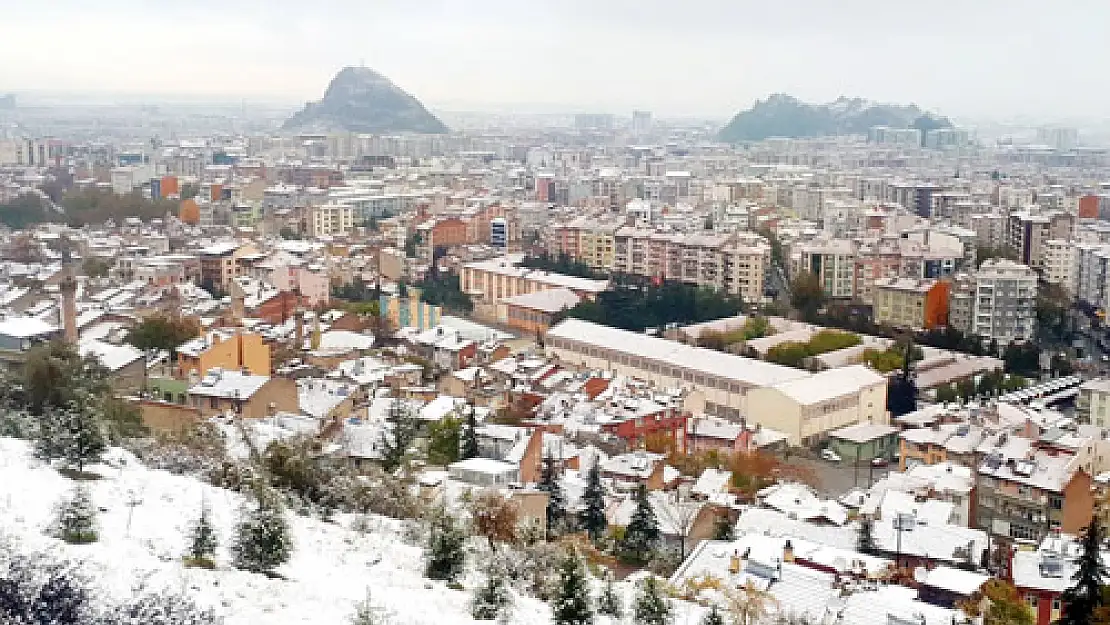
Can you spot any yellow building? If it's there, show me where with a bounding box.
[176,330,271,378]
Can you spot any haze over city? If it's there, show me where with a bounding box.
[1,0,1107,120]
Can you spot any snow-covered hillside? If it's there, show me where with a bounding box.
[0,436,629,625]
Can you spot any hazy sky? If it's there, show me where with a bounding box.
[1,0,1104,120]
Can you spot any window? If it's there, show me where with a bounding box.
[1048,496,1063,510]
[1052,598,1061,611]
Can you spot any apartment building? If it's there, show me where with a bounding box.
[872,278,950,330]
[460,255,608,303]
[546,224,771,303]
[309,203,354,238]
[1041,239,1077,295]
[795,239,856,299]
[977,439,1094,542]
[1006,210,1074,270]
[965,259,1037,344]
[1075,242,1110,311]
[1077,378,1110,427]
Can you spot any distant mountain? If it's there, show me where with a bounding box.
[718,94,951,143]
[283,66,447,134]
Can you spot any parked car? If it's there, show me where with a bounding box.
[820,449,841,462]
[870,457,889,468]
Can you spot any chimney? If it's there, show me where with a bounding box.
[60,273,78,343]
[294,308,305,349]
[783,539,795,563]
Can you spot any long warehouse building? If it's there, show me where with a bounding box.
[545,318,888,445]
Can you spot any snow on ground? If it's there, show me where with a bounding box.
[0,437,705,624]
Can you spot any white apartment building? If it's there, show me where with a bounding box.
[309,203,354,238]
[1042,239,1077,295]
[1075,243,1110,312]
[969,259,1037,345]
[795,239,856,299]
[1078,378,1110,427]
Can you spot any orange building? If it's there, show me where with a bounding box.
[1079,195,1100,219]
[179,198,200,225]
[427,217,468,248]
[176,331,271,378]
[161,175,179,198]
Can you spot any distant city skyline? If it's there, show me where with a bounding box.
[1,0,1106,122]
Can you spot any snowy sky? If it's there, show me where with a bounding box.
[1,0,1105,119]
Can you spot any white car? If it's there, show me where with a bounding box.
[820,449,841,462]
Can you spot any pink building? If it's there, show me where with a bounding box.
[270,265,330,307]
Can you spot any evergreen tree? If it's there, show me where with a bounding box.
[1058,518,1108,625]
[539,454,567,537]
[52,484,98,544]
[461,408,480,460]
[379,398,418,472]
[184,504,219,568]
[597,574,623,619]
[579,462,607,542]
[857,517,876,555]
[712,512,734,541]
[619,485,660,565]
[632,577,673,625]
[231,490,293,575]
[550,549,593,625]
[35,398,107,474]
[424,507,466,582]
[470,567,512,621]
[700,605,725,625]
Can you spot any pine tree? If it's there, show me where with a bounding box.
[550,549,593,625]
[52,484,98,544]
[619,484,660,565]
[597,574,623,619]
[35,399,107,474]
[632,577,673,625]
[184,504,218,568]
[700,605,725,625]
[539,454,567,537]
[857,516,875,555]
[1058,517,1108,625]
[470,567,512,621]
[579,462,607,542]
[461,407,480,460]
[231,490,293,575]
[102,589,222,625]
[424,507,466,582]
[379,398,418,472]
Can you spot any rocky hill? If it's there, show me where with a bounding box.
[718,94,951,143]
[284,66,448,134]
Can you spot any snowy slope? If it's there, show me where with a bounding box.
[0,437,705,625]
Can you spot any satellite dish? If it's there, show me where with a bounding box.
[913,567,928,583]
[832,557,848,574]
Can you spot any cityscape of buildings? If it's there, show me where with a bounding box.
[5,82,1110,625]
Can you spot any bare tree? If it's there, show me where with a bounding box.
[655,490,703,561]
[725,580,780,625]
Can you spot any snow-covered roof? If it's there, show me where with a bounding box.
[188,370,270,399]
[0,315,57,338]
[79,338,143,372]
